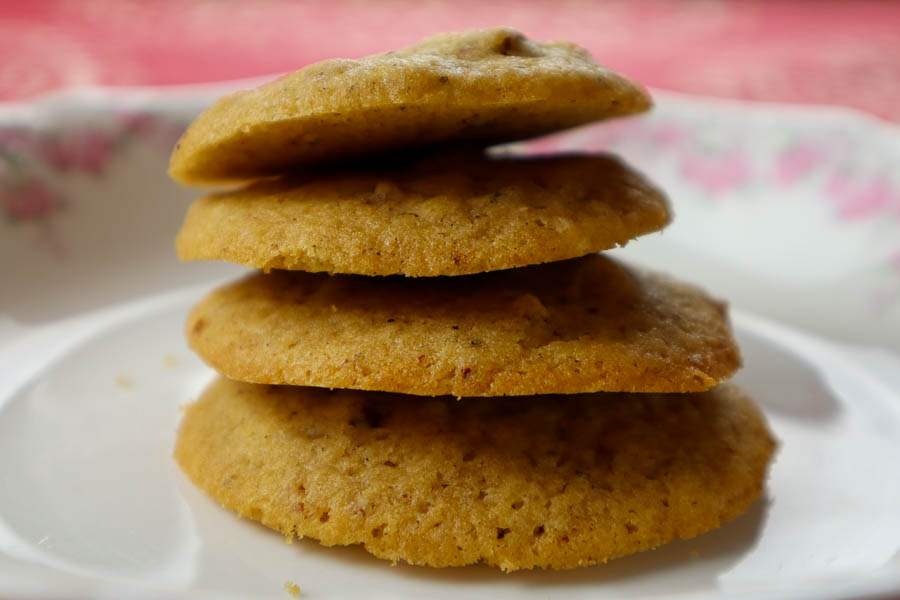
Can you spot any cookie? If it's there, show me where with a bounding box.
[175,378,775,571]
[175,153,670,276]
[168,28,651,185]
[186,255,741,396]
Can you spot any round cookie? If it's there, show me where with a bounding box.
[175,153,670,276]
[168,28,651,185]
[175,378,776,571]
[186,255,741,396]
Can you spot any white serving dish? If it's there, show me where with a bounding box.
[1,84,899,599]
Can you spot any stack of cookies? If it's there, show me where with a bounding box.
[170,28,775,571]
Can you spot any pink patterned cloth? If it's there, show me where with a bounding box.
[1,0,899,121]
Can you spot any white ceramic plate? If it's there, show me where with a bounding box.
[1,289,899,600]
[2,85,900,599]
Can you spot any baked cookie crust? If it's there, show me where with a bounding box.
[185,255,741,396]
[175,153,670,276]
[168,28,651,185]
[175,378,775,571]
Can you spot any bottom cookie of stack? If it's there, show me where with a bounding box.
[175,377,775,571]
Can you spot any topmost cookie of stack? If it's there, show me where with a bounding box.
[168,27,651,185]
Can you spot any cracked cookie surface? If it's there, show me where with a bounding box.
[175,378,775,570]
[185,255,740,396]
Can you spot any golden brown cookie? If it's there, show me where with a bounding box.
[186,255,741,396]
[175,378,775,571]
[174,153,670,276]
[168,28,651,185]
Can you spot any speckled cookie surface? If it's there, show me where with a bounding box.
[186,255,741,396]
[175,153,670,276]
[168,28,651,185]
[175,378,775,571]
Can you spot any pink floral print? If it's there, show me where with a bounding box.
[774,143,825,184]
[1,180,63,221]
[826,173,900,221]
[36,132,113,175]
[0,110,188,230]
[680,151,750,196]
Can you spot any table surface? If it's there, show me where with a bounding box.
[2,0,899,121]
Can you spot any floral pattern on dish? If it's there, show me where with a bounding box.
[0,111,188,228]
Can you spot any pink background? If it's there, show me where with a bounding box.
[2,0,899,121]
